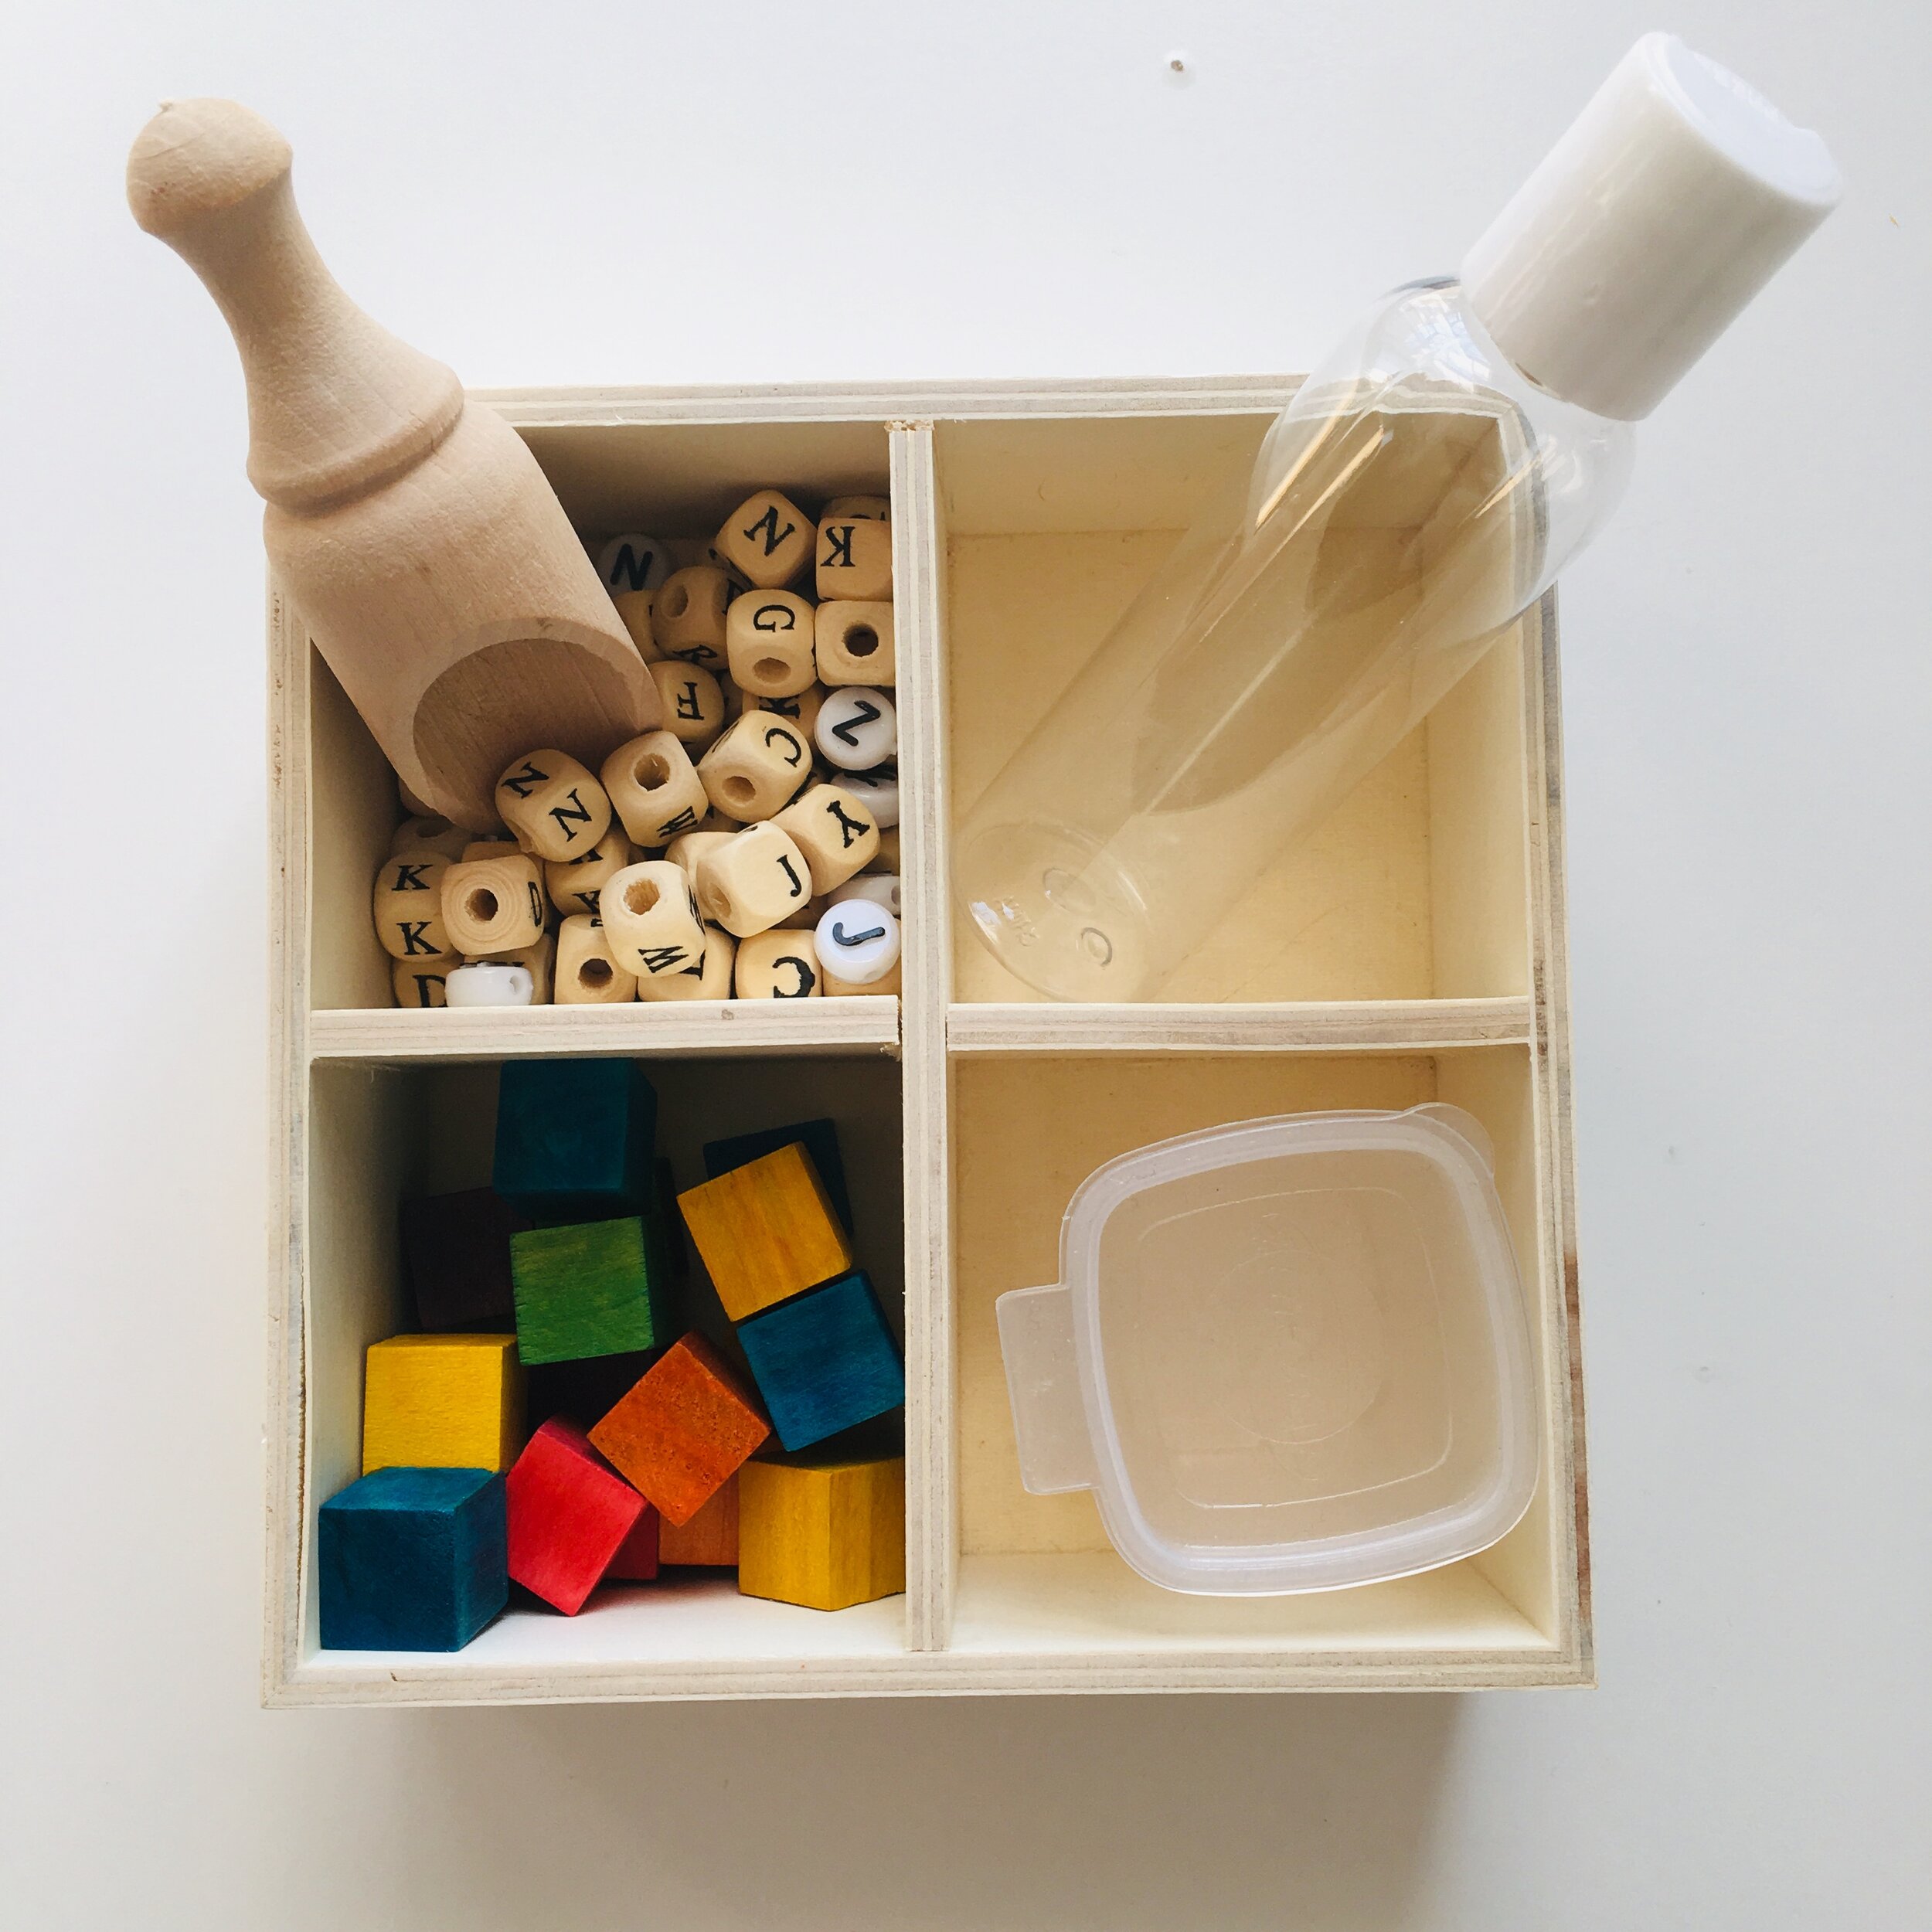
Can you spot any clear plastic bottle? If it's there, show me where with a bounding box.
[957,35,1840,1001]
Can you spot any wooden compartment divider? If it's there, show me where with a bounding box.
[264,378,1590,1704]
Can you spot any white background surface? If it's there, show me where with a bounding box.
[2,3,1926,1925]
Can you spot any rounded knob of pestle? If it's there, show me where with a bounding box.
[127,98,293,240]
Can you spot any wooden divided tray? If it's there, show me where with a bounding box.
[267,376,1590,1704]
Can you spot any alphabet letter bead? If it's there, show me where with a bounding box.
[392,954,455,1008]
[815,600,895,686]
[546,832,634,920]
[611,588,661,660]
[601,730,712,849]
[821,494,889,522]
[753,684,825,742]
[445,960,535,1005]
[440,853,546,957]
[726,590,818,698]
[736,1455,905,1612]
[319,1467,507,1651]
[839,872,900,918]
[505,1418,647,1616]
[600,859,708,983]
[815,898,901,985]
[774,783,879,895]
[815,686,896,771]
[737,1270,905,1451]
[373,850,452,960]
[362,1333,524,1475]
[815,516,893,602]
[635,925,736,1002]
[493,930,555,1004]
[390,815,471,862]
[554,914,637,1004]
[494,750,614,863]
[734,928,823,998]
[597,532,674,597]
[664,828,735,891]
[677,1142,853,1321]
[588,1335,771,1526]
[697,713,812,823]
[836,768,899,828]
[493,1058,656,1219]
[647,659,727,746]
[510,1215,676,1364]
[713,489,816,590]
[693,822,812,937]
[653,565,732,666]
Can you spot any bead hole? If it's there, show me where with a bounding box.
[844,624,878,658]
[624,878,659,915]
[634,753,671,791]
[466,889,498,922]
[723,776,757,806]
[580,957,612,988]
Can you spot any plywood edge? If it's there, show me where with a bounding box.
[476,374,1298,429]
[305,1000,901,1063]
[947,998,1534,1055]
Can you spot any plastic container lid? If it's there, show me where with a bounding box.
[996,1107,1538,1594]
[1461,32,1842,420]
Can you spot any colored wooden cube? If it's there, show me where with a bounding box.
[361,1334,523,1475]
[505,1418,646,1614]
[677,1142,854,1321]
[703,1118,852,1235]
[588,1334,770,1526]
[492,1058,656,1220]
[400,1188,528,1331]
[604,1503,662,1581]
[509,1216,674,1366]
[318,1466,507,1651]
[658,1474,738,1566]
[737,1455,905,1611]
[736,1270,904,1452]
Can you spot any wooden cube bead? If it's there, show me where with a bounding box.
[737,1270,904,1451]
[815,600,895,686]
[554,914,637,1004]
[734,928,823,999]
[494,750,614,863]
[319,1467,507,1651]
[647,658,727,746]
[814,898,900,986]
[653,565,732,667]
[546,832,634,920]
[362,1333,524,1475]
[440,852,546,957]
[815,515,893,602]
[597,532,675,597]
[693,822,813,937]
[401,1187,526,1330]
[823,958,900,997]
[835,767,899,828]
[658,1473,737,1565]
[601,730,712,849]
[392,953,456,1008]
[493,1058,656,1219]
[713,489,816,590]
[446,960,536,1005]
[510,1215,675,1366]
[588,1334,771,1526]
[600,859,708,984]
[390,815,471,861]
[737,1455,905,1612]
[838,872,900,919]
[815,686,896,771]
[821,494,889,522]
[373,849,453,961]
[697,712,813,823]
[635,924,736,1002]
[611,588,661,660]
[773,782,879,895]
[664,828,736,891]
[677,1142,852,1321]
[752,684,825,742]
[505,1418,647,1616]
[726,590,818,699]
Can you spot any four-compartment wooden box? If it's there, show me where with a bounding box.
[267,376,1591,1705]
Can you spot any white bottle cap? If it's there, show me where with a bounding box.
[1461,34,1841,420]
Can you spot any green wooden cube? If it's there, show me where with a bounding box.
[509,1216,675,1366]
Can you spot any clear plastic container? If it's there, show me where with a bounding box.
[996,1106,1539,1594]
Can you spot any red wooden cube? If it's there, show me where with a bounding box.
[604,1504,661,1582]
[505,1417,646,1614]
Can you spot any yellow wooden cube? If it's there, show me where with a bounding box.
[361,1334,524,1475]
[676,1142,852,1321]
[737,1455,905,1611]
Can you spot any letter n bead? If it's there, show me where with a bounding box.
[713,490,816,590]
[494,750,614,863]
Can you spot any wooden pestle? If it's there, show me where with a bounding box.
[128,99,658,828]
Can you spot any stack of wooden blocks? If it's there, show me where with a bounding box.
[318,1059,906,1651]
[372,489,904,1009]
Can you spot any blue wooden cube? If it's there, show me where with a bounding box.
[318,1466,508,1651]
[736,1270,903,1451]
[703,1117,852,1234]
[493,1059,656,1221]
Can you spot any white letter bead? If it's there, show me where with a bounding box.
[444,961,535,1007]
[815,686,896,771]
[835,767,899,828]
[597,532,674,597]
[814,898,901,985]
[840,872,901,918]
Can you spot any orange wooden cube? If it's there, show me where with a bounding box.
[587,1335,769,1526]
[676,1143,853,1321]
[658,1473,739,1566]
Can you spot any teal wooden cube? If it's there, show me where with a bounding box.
[510,1215,675,1366]
[736,1270,903,1451]
[493,1059,656,1221]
